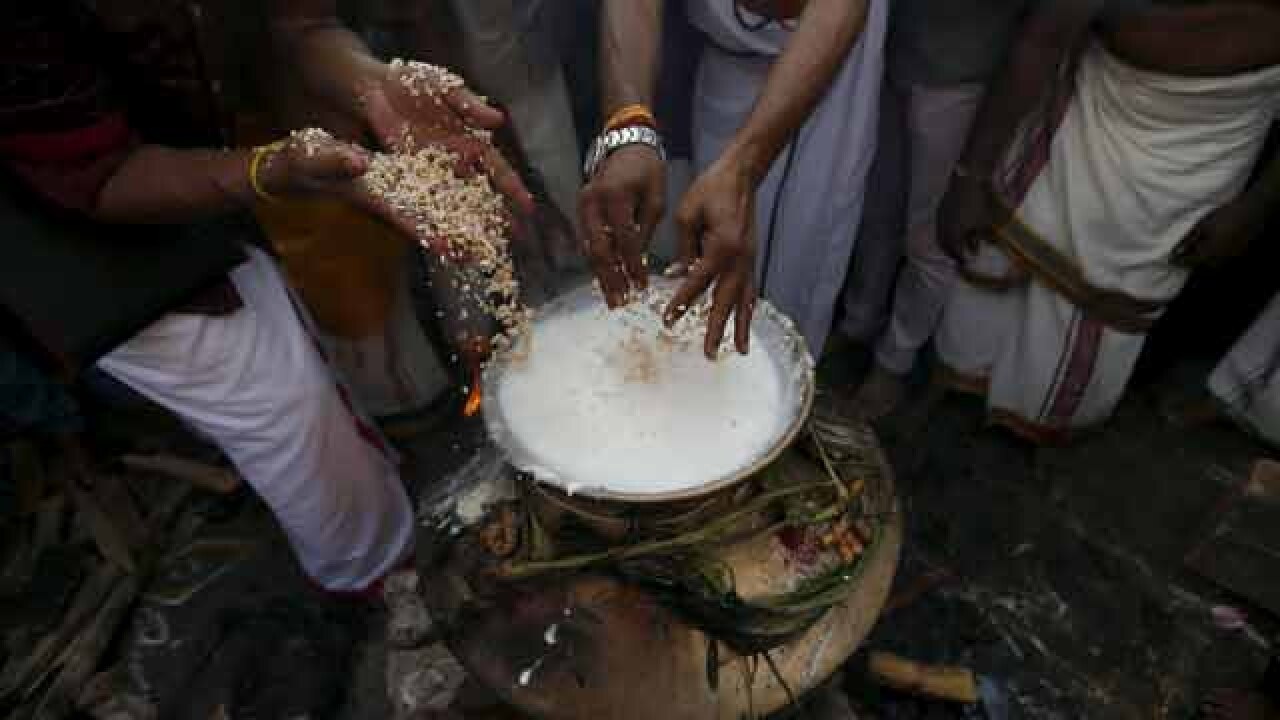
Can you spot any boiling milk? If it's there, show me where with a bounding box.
[496,303,784,495]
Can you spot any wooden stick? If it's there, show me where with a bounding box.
[868,652,979,705]
[90,474,145,547]
[0,561,122,702]
[1,482,191,705]
[121,453,240,495]
[33,576,140,720]
[64,479,137,574]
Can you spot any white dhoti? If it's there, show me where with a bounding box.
[1210,292,1280,448]
[937,44,1280,442]
[687,0,887,355]
[98,247,414,592]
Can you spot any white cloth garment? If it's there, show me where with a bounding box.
[98,247,414,591]
[686,0,888,355]
[937,43,1280,438]
[872,81,985,375]
[1210,292,1280,448]
[841,81,905,343]
[450,0,582,227]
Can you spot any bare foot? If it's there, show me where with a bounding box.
[848,364,906,422]
[1203,689,1280,719]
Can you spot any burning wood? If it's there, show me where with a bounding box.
[464,367,483,418]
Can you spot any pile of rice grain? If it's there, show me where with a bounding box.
[357,137,531,348]
[389,59,465,99]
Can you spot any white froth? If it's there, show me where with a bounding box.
[495,303,783,495]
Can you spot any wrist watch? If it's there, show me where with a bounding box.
[583,125,666,181]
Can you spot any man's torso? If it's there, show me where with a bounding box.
[1101,0,1280,76]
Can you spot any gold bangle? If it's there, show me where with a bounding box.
[249,141,286,203]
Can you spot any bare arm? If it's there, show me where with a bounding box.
[600,0,665,117]
[717,0,869,183]
[268,0,532,210]
[580,0,666,308]
[957,0,1104,177]
[92,138,374,226]
[93,147,262,224]
[64,135,441,251]
[939,0,1104,261]
[269,0,389,122]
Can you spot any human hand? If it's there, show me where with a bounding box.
[356,60,535,215]
[578,145,667,307]
[938,174,999,264]
[258,130,445,252]
[665,155,757,359]
[1173,197,1265,268]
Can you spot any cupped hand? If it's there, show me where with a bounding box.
[357,61,534,215]
[578,145,667,307]
[260,131,449,254]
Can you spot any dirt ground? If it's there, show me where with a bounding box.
[830,353,1277,718]
[84,344,1277,720]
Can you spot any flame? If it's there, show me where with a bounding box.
[463,366,483,417]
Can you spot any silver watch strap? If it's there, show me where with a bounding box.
[583,125,666,180]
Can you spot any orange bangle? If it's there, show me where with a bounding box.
[605,104,658,132]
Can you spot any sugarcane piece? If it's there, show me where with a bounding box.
[0,481,190,704]
[4,495,66,591]
[46,435,141,571]
[90,474,145,547]
[33,576,140,720]
[120,453,240,495]
[63,477,137,574]
[868,651,979,704]
[0,561,122,702]
[140,482,195,543]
